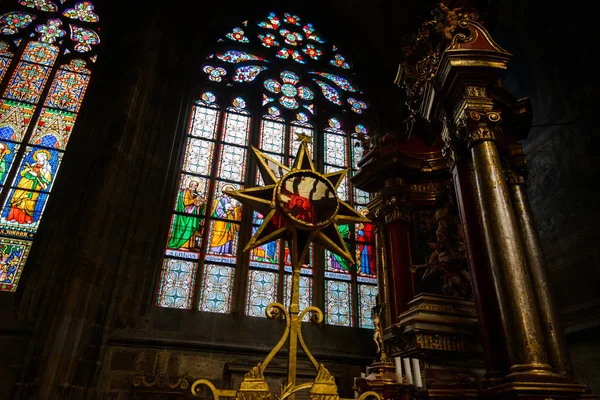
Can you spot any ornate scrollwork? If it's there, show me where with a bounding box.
[133,372,189,390]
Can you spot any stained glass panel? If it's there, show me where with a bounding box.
[69,25,100,52]
[157,258,196,309]
[0,56,11,84]
[0,141,20,186]
[29,107,75,150]
[330,54,350,69]
[189,103,220,139]
[324,133,347,167]
[211,181,242,221]
[260,117,285,154]
[206,220,240,264]
[10,146,63,193]
[183,137,214,176]
[4,62,52,104]
[310,72,357,92]
[217,144,247,182]
[217,50,264,63]
[249,227,280,269]
[0,237,31,292]
[233,65,267,82]
[354,187,369,205]
[62,1,100,23]
[21,41,58,66]
[246,269,278,317]
[284,242,313,269]
[284,274,312,321]
[358,284,377,329]
[226,27,249,43]
[44,66,90,112]
[0,12,36,35]
[313,80,342,105]
[0,100,36,142]
[259,33,279,48]
[35,18,66,43]
[348,98,367,114]
[222,110,250,145]
[203,65,226,82]
[326,280,352,326]
[356,242,375,277]
[20,0,58,12]
[199,264,235,313]
[165,214,203,260]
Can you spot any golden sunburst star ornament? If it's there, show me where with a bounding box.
[224,136,368,269]
[192,136,376,400]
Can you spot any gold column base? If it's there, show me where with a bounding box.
[506,362,559,382]
[482,381,588,400]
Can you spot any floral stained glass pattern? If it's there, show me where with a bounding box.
[0,100,36,143]
[218,145,247,182]
[330,54,350,69]
[259,33,279,48]
[279,29,303,46]
[157,259,197,309]
[0,238,32,292]
[260,117,285,154]
[183,138,214,176]
[324,132,347,167]
[189,102,219,139]
[222,110,250,146]
[232,65,267,83]
[44,61,91,112]
[257,12,280,30]
[217,50,264,63]
[69,25,100,52]
[0,12,36,35]
[276,48,305,64]
[348,98,367,114]
[226,27,249,43]
[358,284,377,328]
[20,0,58,12]
[264,70,314,110]
[203,65,226,82]
[310,72,357,92]
[246,269,278,317]
[326,280,352,326]
[313,80,342,106]
[302,24,325,43]
[302,44,322,60]
[199,264,235,313]
[4,61,53,104]
[35,18,65,43]
[62,1,99,23]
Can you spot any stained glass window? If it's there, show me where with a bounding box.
[159,12,375,329]
[0,2,99,292]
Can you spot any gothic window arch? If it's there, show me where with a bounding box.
[158,12,377,328]
[0,0,100,292]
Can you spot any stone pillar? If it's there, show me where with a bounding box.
[505,166,573,379]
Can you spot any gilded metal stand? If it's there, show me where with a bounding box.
[191,136,379,400]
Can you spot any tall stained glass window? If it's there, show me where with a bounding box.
[0,1,100,292]
[159,12,376,329]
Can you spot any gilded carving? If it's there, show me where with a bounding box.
[133,373,189,390]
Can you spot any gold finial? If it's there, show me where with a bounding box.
[295,132,313,145]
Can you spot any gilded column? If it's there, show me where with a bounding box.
[505,164,573,378]
[450,152,510,380]
[459,109,554,378]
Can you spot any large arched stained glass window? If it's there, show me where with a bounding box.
[0,1,100,292]
[159,12,377,328]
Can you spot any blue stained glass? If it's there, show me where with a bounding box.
[310,72,357,92]
[279,29,303,46]
[305,104,314,114]
[326,280,352,326]
[355,124,367,134]
[157,259,196,309]
[303,24,325,43]
[302,44,322,60]
[201,91,216,104]
[267,106,280,117]
[0,237,31,293]
[246,270,278,317]
[0,12,36,35]
[262,94,275,105]
[313,80,342,105]
[217,50,264,63]
[0,141,20,186]
[226,27,249,43]
[348,98,367,114]
[330,54,350,69]
[279,96,299,109]
[358,284,378,328]
[203,65,226,82]
[280,70,299,84]
[250,227,279,267]
[276,48,306,64]
[284,274,312,321]
[283,13,301,26]
[328,118,342,130]
[259,33,279,48]
[264,79,281,94]
[233,65,267,82]
[297,112,309,123]
[258,12,280,29]
[232,97,246,109]
[199,264,235,313]
[11,146,62,193]
[297,86,314,100]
